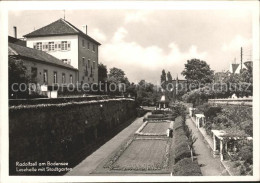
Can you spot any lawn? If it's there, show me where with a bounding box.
[111,138,169,170]
[141,122,170,134]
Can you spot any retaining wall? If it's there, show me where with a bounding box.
[9,98,137,175]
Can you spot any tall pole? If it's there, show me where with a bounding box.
[240,47,243,71]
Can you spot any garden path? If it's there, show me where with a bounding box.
[66,113,149,176]
[186,116,229,176]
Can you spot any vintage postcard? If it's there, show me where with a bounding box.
[0,0,259,182]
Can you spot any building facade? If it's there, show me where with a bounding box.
[9,42,78,90]
[24,18,101,85]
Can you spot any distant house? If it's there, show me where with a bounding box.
[23,18,101,84]
[229,61,253,74]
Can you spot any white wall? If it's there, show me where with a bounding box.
[26,35,79,69]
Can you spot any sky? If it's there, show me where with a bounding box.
[8,9,253,84]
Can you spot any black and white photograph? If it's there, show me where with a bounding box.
[0,0,259,182]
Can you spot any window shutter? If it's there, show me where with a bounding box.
[57,41,61,51]
[33,42,36,49]
[67,41,71,51]
[42,42,47,51]
[54,42,58,51]
[68,59,71,65]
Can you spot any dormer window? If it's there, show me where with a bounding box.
[36,42,42,50]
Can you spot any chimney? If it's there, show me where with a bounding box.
[13,26,17,38]
[82,25,87,35]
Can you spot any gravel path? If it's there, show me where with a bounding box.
[186,116,229,176]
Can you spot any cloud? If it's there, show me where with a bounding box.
[100,27,208,83]
[89,28,107,42]
[124,11,151,24]
[221,35,252,52]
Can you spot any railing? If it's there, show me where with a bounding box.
[208,98,252,106]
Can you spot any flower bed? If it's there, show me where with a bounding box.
[103,138,170,171]
[135,121,170,136]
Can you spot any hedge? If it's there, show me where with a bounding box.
[172,158,202,176]
[174,142,191,163]
[151,110,172,114]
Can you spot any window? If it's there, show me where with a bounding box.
[82,57,85,66]
[87,42,90,49]
[48,42,54,51]
[93,61,96,69]
[53,71,57,83]
[43,70,48,83]
[61,59,71,65]
[70,75,73,83]
[93,44,95,52]
[88,59,90,67]
[62,73,66,84]
[82,40,85,47]
[85,64,88,76]
[61,41,70,51]
[36,42,42,50]
[31,67,37,82]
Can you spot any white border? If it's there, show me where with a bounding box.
[0,1,259,182]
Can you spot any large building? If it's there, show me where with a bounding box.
[23,18,101,85]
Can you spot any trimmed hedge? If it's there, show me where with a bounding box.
[174,142,191,163]
[172,158,202,176]
[151,110,172,114]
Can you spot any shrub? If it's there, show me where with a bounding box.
[174,143,191,163]
[172,158,202,176]
[239,143,253,164]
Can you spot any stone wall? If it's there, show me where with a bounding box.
[208,98,252,106]
[9,98,137,175]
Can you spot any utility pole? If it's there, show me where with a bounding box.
[240,47,243,71]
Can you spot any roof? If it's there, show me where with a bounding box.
[24,18,101,45]
[195,114,205,118]
[159,95,169,103]
[8,36,26,46]
[8,42,77,71]
[211,129,251,140]
[231,64,239,73]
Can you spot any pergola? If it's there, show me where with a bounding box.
[211,129,252,161]
[158,95,169,109]
[195,114,205,128]
[189,107,196,117]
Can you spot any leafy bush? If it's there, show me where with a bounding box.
[196,103,222,120]
[238,142,253,164]
[137,107,147,117]
[172,158,202,176]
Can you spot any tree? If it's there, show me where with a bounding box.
[107,67,130,95]
[9,57,30,98]
[108,67,129,84]
[160,69,167,89]
[98,63,107,83]
[182,59,214,90]
[167,71,172,82]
